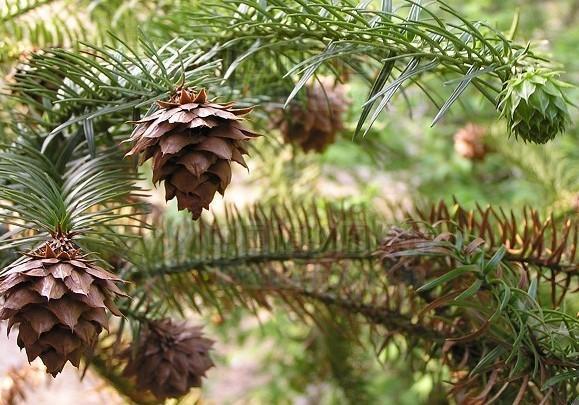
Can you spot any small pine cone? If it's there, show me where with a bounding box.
[123,319,215,400]
[499,68,571,144]
[0,235,126,376]
[280,80,348,153]
[453,123,488,161]
[126,88,259,219]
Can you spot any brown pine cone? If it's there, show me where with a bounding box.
[279,80,348,153]
[122,319,215,400]
[0,235,126,376]
[126,88,259,219]
[453,123,488,161]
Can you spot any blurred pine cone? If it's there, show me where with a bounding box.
[279,80,348,153]
[127,88,259,219]
[123,319,215,400]
[453,123,488,161]
[0,234,125,376]
[499,68,571,144]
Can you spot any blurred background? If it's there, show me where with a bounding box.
[0,0,577,404]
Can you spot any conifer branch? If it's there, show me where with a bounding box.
[162,0,572,138]
[415,200,578,273]
[120,200,577,403]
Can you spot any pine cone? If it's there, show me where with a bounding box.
[126,88,259,219]
[123,319,215,400]
[453,123,488,161]
[499,68,571,144]
[279,80,348,153]
[0,235,125,376]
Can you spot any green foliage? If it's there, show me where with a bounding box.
[381,204,578,403]
[121,201,382,319]
[6,39,222,137]
[0,137,146,254]
[0,0,174,64]
[162,0,566,138]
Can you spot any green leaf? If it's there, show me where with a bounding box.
[527,277,538,301]
[416,264,479,292]
[519,80,536,101]
[470,346,507,375]
[431,65,493,126]
[354,57,396,138]
[454,279,483,301]
[483,245,506,275]
[361,59,439,137]
[381,0,392,13]
[0,143,146,248]
[82,119,96,158]
[541,371,579,389]
[284,43,336,108]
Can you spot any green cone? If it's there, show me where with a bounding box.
[499,69,572,144]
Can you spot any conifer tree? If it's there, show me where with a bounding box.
[0,1,576,403]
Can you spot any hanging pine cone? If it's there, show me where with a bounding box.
[122,319,215,400]
[0,235,125,376]
[279,80,348,153]
[453,123,488,161]
[126,88,259,219]
[499,68,571,144]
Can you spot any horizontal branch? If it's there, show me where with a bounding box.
[142,250,375,277]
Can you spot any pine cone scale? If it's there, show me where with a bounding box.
[177,153,215,177]
[32,276,67,299]
[195,136,234,159]
[158,133,200,154]
[0,273,27,293]
[4,289,45,308]
[4,260,46,275]
[20,308,59,335]
[63,271,93,295]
